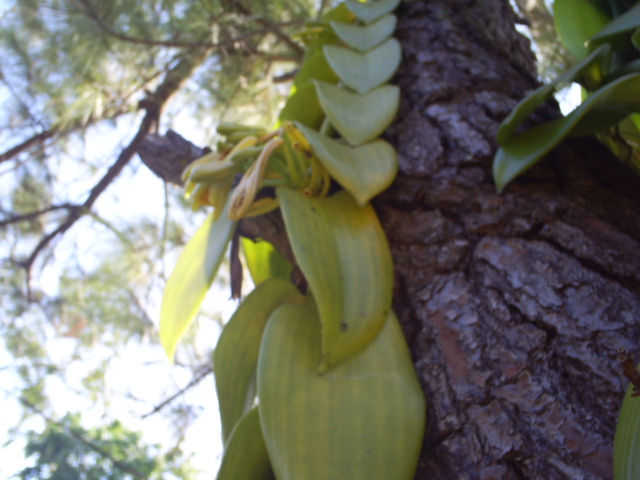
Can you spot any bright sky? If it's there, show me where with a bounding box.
[0,104,246,477]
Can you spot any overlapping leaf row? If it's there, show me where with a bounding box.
[160,0,426,479]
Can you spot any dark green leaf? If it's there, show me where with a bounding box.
[494,73,640,191]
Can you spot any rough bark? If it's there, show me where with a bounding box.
[381,1,640,478]
[139,1,640,477]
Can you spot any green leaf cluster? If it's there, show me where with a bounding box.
[494,0,640,191]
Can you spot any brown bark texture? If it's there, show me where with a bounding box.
[382,1,640,478]
[137,1,640,477]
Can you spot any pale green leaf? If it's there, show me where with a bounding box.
[324,38,401,94]
[258,303,425,480]
[276,188,393,371]
[345,0,401,24]
[330,14,397,52]
[216,408,274,480]
[160,206,236,361]
[494,73,640,192]
[241,237,294,286]
[214,279,305,444]
[296,123,397,205]
[314,80,399,146]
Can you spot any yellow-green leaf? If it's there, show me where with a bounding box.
[279,83,325,129]
[216,408,274,480]
[314,80,399,146]
[345,0,401,24]
[258,303,425,480]
[614,371,640,480]
[241,237,294,286]
[160,206,236,361]
[277,188,393,371]
[324,38,401,94]
[330,14,397,52]
[214,279,305,444]
[296,122,397,205]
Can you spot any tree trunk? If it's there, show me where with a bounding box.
[384,1,640,478]
[138,1,640,477]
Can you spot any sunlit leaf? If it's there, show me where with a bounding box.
[277,188,393,371]
[330,14,397,52]
[279,84,326,128]
[258,303,425,480]
[214,278,305,444]
[216,408,274,480]
[324,38,401,94]
[314,80,399,146]
[241,237,294,285]
[345,0,401,24]
[296,123,397,205]
[160,204,236,361]
[554,0,611,60]
[497,44,609,145]
[494,73,640,191]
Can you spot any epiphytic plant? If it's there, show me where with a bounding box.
[494,2,640,478]
[159,1,426,478]
[493,1,640,192]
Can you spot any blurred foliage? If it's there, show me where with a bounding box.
[18,413,197,480]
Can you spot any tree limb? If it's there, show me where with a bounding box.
[0,204,75,228]
[141,364,213,419]
[76,0,302,51]
[21,50,211,294]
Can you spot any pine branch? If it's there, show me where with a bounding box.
[0,203,76,228]
[233,3,305,60]
[20,50,211,295]
[141,364,213,419]
[76,0,301,51]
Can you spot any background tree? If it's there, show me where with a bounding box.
[1,0,639,478]
[18,412,195,480]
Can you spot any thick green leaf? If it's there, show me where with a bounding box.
[216,408,274,480]
[277,188,393,371]
[591,2,640,45]
[258,303,425,480]
[614,372,640,480]
[296,122,397,205]
[345,0,401,24]
[330,14,397,52]
[314,80,399,146]
[160,206,236,361]
[214,278,305,444]
[494,73,640,192]
[241,237,294,285]
[279,84,326,129]
[497,44,609,145]
[554,0,611,60]
[293,36,340,90]
[324,38,401,94]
